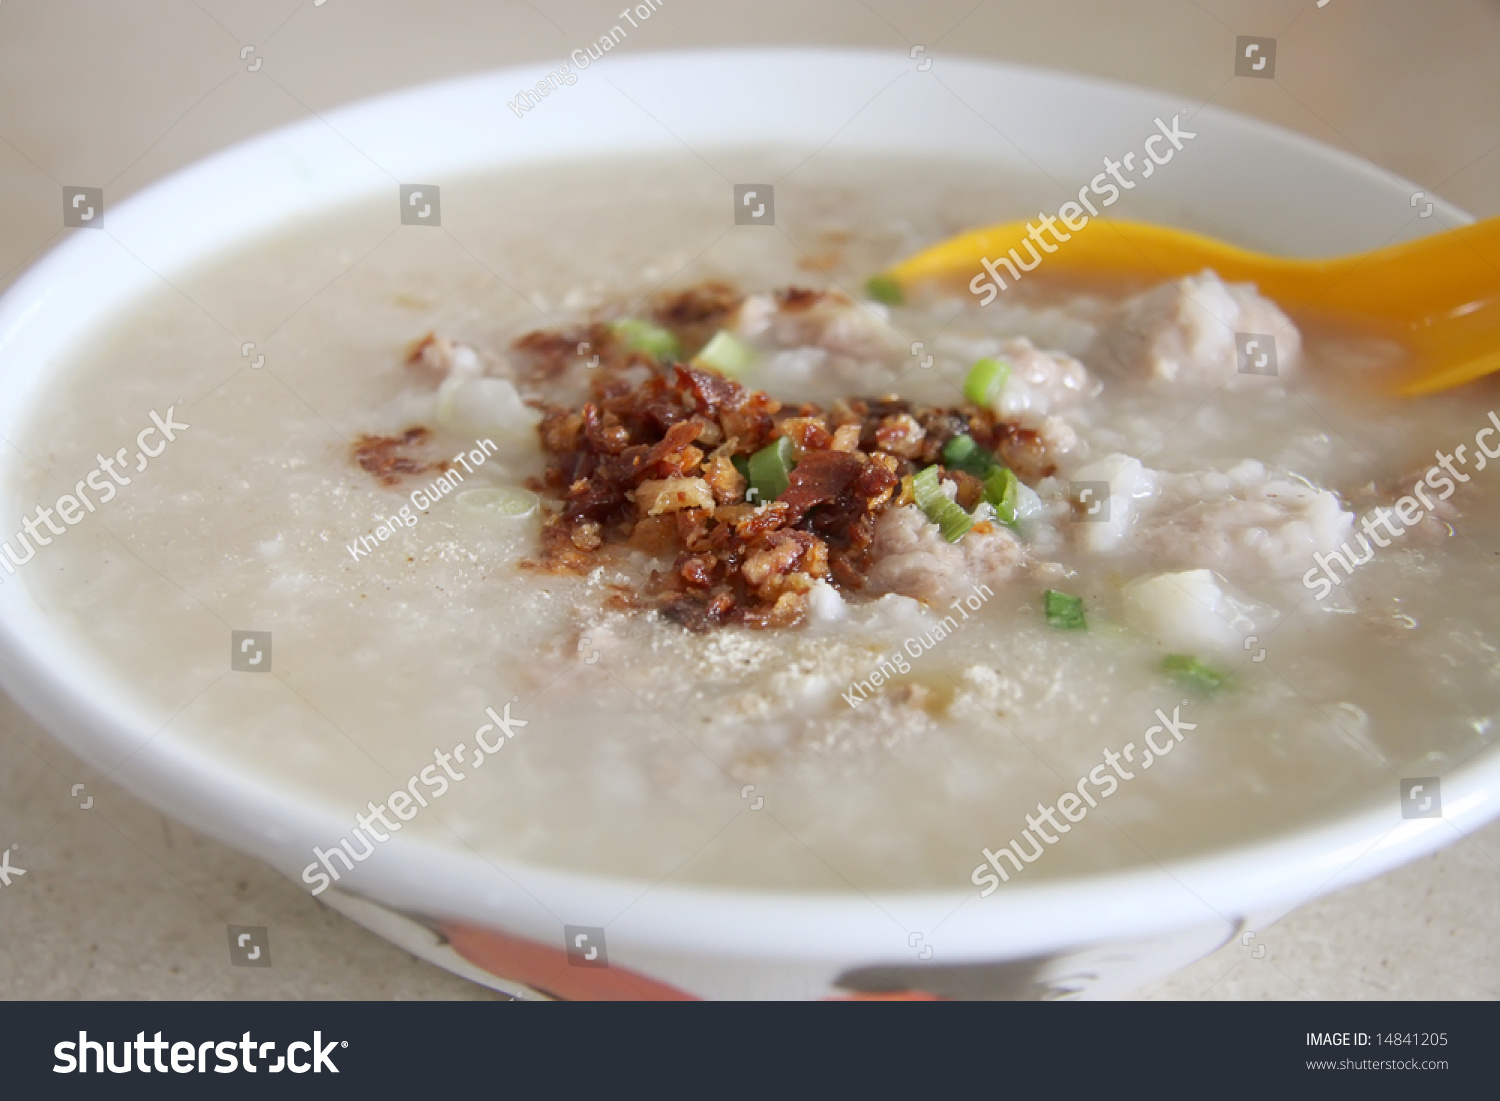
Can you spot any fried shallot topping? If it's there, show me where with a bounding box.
[351,427,452,486]
[650,281,743,356]
[525,355,1033,631]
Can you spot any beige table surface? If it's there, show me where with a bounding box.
[1,0,1497,1000]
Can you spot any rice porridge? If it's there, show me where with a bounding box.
[12,151,1500,894]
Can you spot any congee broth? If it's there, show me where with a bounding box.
[13,150,1500,892]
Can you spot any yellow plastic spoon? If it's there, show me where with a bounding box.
[870,216,1500,396]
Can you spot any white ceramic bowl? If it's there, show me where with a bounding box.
[0,48,1492,1000]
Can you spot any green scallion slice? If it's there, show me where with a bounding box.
[1043,589,1087,630]
[610,318,681,361]
[913,465,974,543]
[691,330,755,376]
[1161,654,1230,691]
[941,433,983,472]
[942,434,1019,529]
[983,466,1020,528]
[747,437,795,502]
[864,274,904,306]
[942,433,1004,478]
[963,357,1010,407]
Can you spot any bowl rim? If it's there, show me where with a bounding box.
[0,46,1490,962]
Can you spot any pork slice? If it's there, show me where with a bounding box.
[1093,270,1302,383]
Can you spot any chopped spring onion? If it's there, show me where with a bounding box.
[456,487,539,520]
[942,434,1020,528]
[982,466,1020,527]
[610,317,681,361]
[746,436,795,502]
[1161,654,1230,691]
[963,357,1010,407]
[1043,589,1087,630]
[941,433,985,472]
[913,465,974,543]
[864,274,904,306]
[692,330,755,375]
